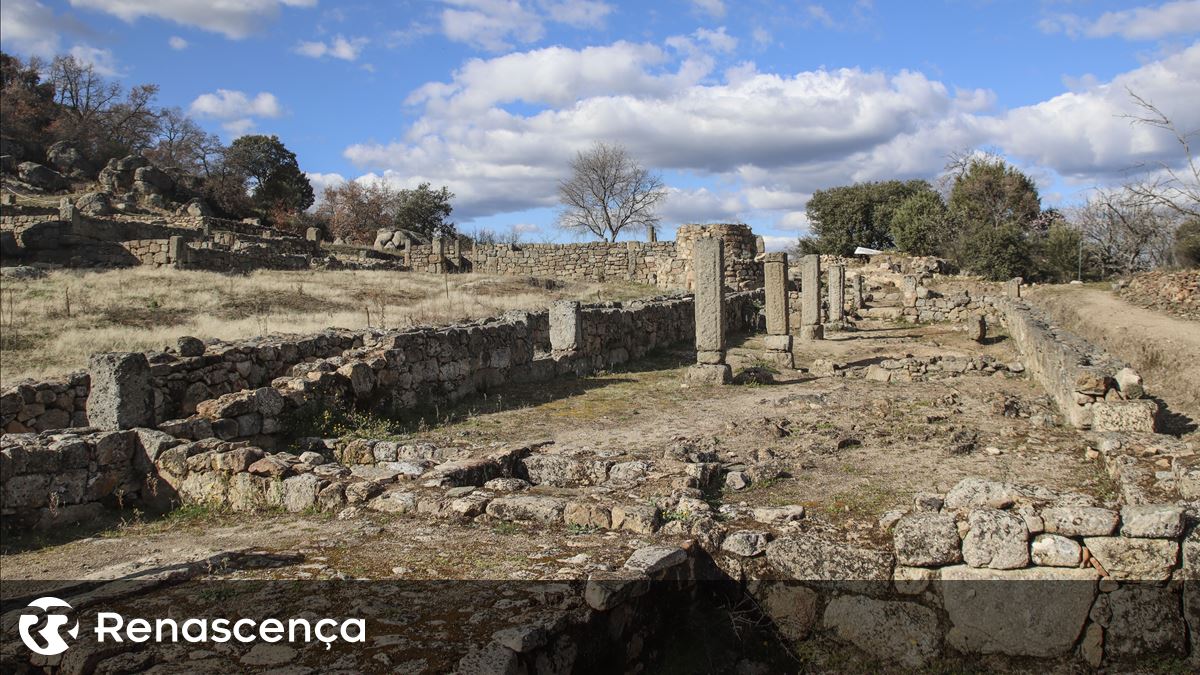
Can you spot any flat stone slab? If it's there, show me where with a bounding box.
[766,535,893,582]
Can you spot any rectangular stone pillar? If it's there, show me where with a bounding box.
[88,352,153,430]
[686,238,731,384]
[550,300,582,353]
[1006,277,1023,298]
[799,254,823,340]
[828,264,846,326]
[902,275,918,308]
[168,235,186,269]
[850,273,864,310]
[762,252,793,368]
[59,198,81,228]
[432,237,445,274]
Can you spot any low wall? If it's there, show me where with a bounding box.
[161,292,762,446]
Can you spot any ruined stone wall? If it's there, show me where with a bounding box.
[163,291,762,446]
[122,238,173,267]
[2,331,373,435]
[674,224,763,291]
[992,297,1155,431]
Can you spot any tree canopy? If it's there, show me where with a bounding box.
[224,135,314,214]
[558,142,666,242]
[802,180,934,255]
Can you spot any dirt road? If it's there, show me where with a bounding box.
[1029,284,1200,436]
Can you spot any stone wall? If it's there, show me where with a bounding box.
[160,291,762,446]
[993,297,1155,431]
[403,224,763,291]
[122,238,173,267]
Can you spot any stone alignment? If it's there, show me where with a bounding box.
[799,254,824,340]
[87,352,152,430]
[827,264,846,327]
[762,253,794,368]
[686,238,731,384]
[550,300,583,353]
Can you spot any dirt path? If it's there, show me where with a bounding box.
[1028,285,1200,436]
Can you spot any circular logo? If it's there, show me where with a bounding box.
[17,597,79,656]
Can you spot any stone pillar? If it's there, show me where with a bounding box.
[799,254,824,341]
[902,275,918,308]
[763,253,793,368]
[452,237,462,261]
[1006,277,1023,298]
[305,227,321,242]
[550,300,582,353]
[686,238,731,384]
[828,264,846,327]
[648,225,657,243]
[850,273,864,311]
[432,237,445,274]
[59,198,81,228]
[168,235,186,269]
[88,352,153,430]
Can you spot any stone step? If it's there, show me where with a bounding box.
[859,306,904,320]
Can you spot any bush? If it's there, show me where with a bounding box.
[1176,219,1200,268]
[890,191,950,256]
[960,221,1032,281]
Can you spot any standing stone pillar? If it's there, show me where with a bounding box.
[88,352,153,430]
[305,227,321,242]
[799,254,824,341]
[648,225,657,243]
[432,237,445,274]
[827,264,846,328]
[850,273,864,311]
[686,238,731,384]
[59,198,81,229]
[902,275,919,308]
[550,300,582,353]
[168,235,186,269]
[763,253,793,368]
[1006,277,1023,298]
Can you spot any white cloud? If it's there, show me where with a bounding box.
[540,0,613,28]
[751,27,772,48]
[338,36,1199,228]
[1,0,67,56]
[760,235,796,252]
[189,89,283,137]
[306,172,348,204]
[440,0,545,52]
[68,44,120,75]
[691,0,726,18]
[69,0,317,39]
[1039,1,1200,41]
[168,35,188,50]
[806,4,836,28]
[295,35,369,60]
[512,222,541,233]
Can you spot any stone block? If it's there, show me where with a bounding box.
[693,238,725,352]
[88,352,152,430]
[1092,400,1158,432]
[684,363,731,385]
[828,264,846,323]
[762,334,792,351]
[549,300,582,352]
[800,255,821,329]
[763,252,789,335]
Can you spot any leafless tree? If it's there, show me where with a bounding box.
[48,55,161,158]
[1122,89,1200,220]
[557,141,666,242]
[1070,187,1176,275]
[145,107,221,173]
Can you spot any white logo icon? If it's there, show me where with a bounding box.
[18,597,79,656]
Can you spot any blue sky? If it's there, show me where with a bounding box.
[3,1,1199,248]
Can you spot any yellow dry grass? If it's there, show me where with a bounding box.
[0,268,657,386]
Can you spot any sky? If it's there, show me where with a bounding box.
[2,1,1199,249]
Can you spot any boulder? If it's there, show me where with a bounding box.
[17,161,69,191]
[892,512,962,567]
[962,508,1029,569]
[46,140,97,178]
[1083,537,1178,581]
[940,565,1097,657]
[182,197,212,217]
[133,165,174,195]
[76,191,114,216]
[1120,504,1185,539]
[823,595,942,669]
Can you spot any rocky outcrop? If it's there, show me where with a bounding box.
[17,161,70,191]
[46,140,98,179]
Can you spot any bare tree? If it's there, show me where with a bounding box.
[557,142,666,242]
[1071,187,1175,276]
[1122,90,1200,220]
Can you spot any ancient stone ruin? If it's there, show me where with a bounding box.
[1,218,1194,672]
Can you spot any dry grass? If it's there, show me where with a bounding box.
[0,268,657,386]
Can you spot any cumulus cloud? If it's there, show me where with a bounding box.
[1039,1,1200,41]
[68,0,317,39]
[0,0,92,57]
[68,44,120,75]
[541,0,613,28]
[440,0,546,52]
[295,35,369,60]
[190,89,284,136]
[338,35,1199,228]
[168,35,188,50]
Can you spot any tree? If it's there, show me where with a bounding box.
[47,55,161,161]
[223,134,314,215]
[145,107,221,174]
[558,141,665,242]
[1176,219,1200,268]
[890,189,951,256]
[1036,223,1085,283]
[1070,188,1174,276]
[0,52,56,151]
[1122,91,1200,220]
[947,156,1042,279]
[395,182,456,239]
[803,180,932,255]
